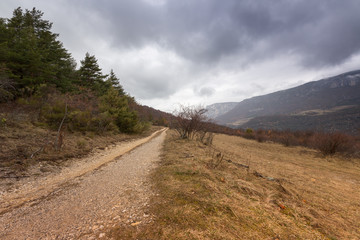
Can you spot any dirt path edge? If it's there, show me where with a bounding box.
[0,128,167,215]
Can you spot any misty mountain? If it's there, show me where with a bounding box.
[214,70,360,133]
[205,102,238,119]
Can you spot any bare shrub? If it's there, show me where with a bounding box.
[235,127,358,157]
[278,131,297,147]
[312,132,353,156]
[172,105,208,139]
[255,129,267,143]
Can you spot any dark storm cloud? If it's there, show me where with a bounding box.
[2,0,359,109]
[77,0,360,67]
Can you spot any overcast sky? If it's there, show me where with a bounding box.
[1,0,360,112]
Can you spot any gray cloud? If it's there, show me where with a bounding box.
[196,86,215,97]
[2,0,360,111]
[77,0,360,67]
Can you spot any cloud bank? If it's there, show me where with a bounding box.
[1,0,360,111]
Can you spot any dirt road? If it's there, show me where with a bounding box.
[0,129,166,239]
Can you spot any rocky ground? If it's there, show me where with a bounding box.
[0,129,166,239]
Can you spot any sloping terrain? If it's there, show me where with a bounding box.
[214,70,360,132]
[242,105,360,134]
[111,130,360,239]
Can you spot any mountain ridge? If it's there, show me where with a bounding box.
[211,70,360,133]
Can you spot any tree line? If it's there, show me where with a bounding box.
[0,7,147,133]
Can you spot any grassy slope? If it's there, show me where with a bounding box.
[111,130,360,240]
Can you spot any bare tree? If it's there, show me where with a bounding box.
[172,105,208,139]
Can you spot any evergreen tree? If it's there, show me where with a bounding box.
[100,87,138,133]
[79,52,108,94]
[4,7,76,94]
[0,18,9,63]
[106,69,125,95]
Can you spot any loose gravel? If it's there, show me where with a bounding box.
[0,129,166,239]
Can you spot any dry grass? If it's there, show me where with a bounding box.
[110,130,360,239]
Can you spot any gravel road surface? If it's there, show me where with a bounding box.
[0,129,166,239]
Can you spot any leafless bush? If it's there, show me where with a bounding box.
[255,129,267,143]
[312,132,353,156]
[172,105,208,139]
[278,131,297,147]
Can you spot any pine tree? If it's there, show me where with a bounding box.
[0,18,9,63]
[100,87,138,133]
[4,7,76,94]
[79,52,108,94]
[106,69,125,95]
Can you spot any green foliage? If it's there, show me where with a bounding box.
[68,110,117,133]
[100,87,139,133]
[246,128,253,134]
[3,7,76,94]
[89,112,118,133]
[133,121,151,133]
[67,110,91,132]
[0,64,15,102]
[79,52,108,94]
[107,69,125,95]
[1,7,149,135]
[76,139,87,149]
[115,109,139,133]
[1,117,6,128]
[39,99,67,129]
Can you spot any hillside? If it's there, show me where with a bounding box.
[214,70,360,133]
[243,105,360,134]
[205,102,238,119]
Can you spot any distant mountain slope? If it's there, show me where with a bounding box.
[205,102,238,119]
[243,105,360,134]
[215,70,360,133]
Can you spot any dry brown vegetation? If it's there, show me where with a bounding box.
[232,128,359,157]
[110,130,360,239]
